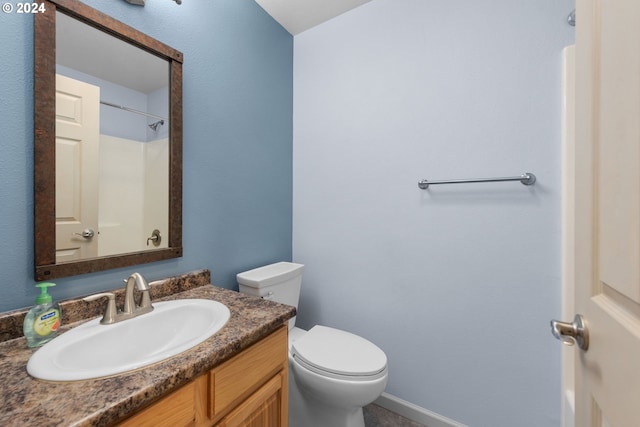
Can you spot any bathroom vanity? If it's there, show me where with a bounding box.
[0,270,295,427]
[119,326,287,427]
[20,2,295,424]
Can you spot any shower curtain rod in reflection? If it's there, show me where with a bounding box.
[100,100,167,121]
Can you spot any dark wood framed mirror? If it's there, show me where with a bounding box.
[34,0,183,281]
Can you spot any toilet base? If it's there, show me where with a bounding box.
[288,366,365,427]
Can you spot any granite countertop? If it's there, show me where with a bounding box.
[0,270,295,427]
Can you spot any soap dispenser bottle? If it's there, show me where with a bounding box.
[23,282,62,348]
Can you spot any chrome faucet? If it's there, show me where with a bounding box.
[84,272,154,325]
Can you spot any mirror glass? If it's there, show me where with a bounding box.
[55,12,169,261]
[35,0,183,280]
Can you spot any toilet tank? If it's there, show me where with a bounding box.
[237,262,304,330]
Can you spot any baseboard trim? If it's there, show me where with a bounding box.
[374,392,468,427]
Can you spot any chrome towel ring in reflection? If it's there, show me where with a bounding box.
[418,172,536,190]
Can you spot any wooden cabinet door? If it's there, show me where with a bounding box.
[209,326,287,421]
[116,379,201,427]
[215,373,285,427]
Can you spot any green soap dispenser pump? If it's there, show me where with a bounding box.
[23,282,62,348]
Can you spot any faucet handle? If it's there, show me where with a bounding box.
[83,292,117,325]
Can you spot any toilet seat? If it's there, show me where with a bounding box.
[291,325,387,381]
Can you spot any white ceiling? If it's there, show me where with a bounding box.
[57,12,168,94]
[255,0,372,35]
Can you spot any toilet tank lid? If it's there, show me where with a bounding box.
[237,262,304,288]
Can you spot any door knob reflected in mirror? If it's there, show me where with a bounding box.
[146,229,161,247]
[550,314,589,351]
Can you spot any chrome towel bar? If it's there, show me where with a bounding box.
[418,172,536,190]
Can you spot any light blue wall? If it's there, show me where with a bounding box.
[293,0,574,426]
[0,0,293,312]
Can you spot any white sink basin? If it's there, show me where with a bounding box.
[27,299,230,381]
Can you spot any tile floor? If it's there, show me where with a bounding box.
[363,404,427,427]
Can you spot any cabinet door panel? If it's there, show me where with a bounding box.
[117,380,197,427]
[210,326,287,418]
[215,373,284,427]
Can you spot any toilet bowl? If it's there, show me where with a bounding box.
[237,262,388,427]
[289,325,388,427]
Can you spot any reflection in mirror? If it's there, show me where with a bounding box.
[55,12,169,261]
[35,0,183,280]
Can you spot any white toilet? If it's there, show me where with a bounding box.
[237,262,388,427]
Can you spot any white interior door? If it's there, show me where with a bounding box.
[55,74,100,261]
[571,0,640,425]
